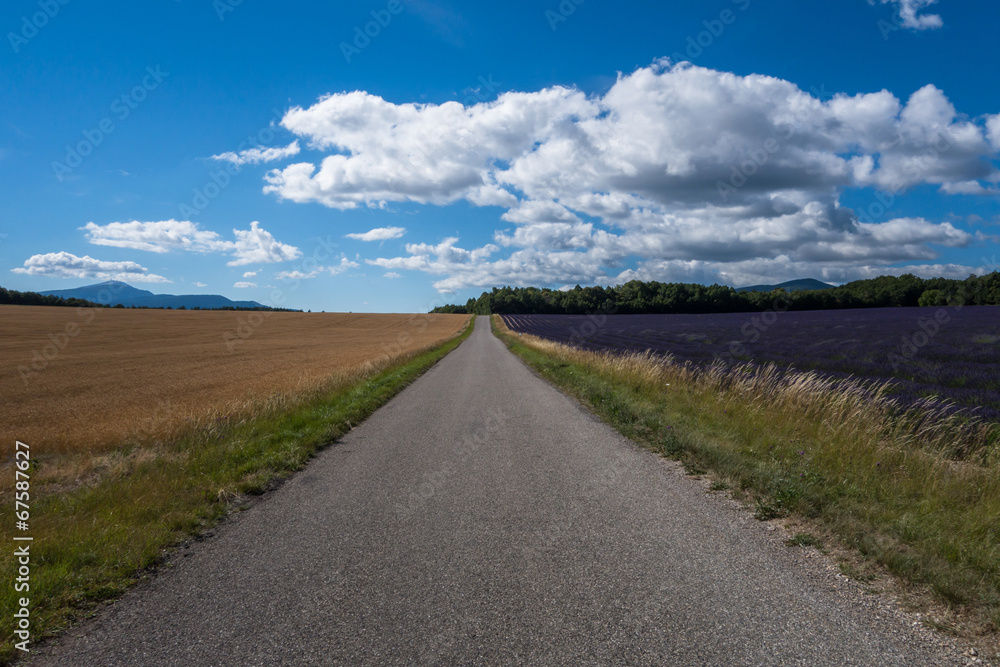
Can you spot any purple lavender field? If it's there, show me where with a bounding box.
[502,307,1000,423]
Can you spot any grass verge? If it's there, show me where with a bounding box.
[493,315,1000,656]
[0,317,473,666]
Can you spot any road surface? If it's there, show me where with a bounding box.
[29,316,964,665]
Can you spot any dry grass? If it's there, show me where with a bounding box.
[496,316,999,466]
[496,316,1000,653]
[1,306,466,460]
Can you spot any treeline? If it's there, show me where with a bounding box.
[0,287,299,312]
[0,287,109,309]
[181,306,301,312]
[431,272,1000,315]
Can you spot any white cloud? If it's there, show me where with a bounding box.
[383,272,402,279]
[328,257,360,275]
[228,221,302,266]
[870,0,943,30]
[265,87,594,210]
[12,252,171,283]
[369,210,983,293]
[275,257,360,280]
[193,281,208,287]
[984,114,1000,151]
[501,200,580,225]
[940,181,1000,196]
[345,226,406,241]
[616,258,985,289]
[275,269,320,280]
[243,271,258,278]
[265,62,998,291]
[233,281,257,288]
[82,220,231,254]
[84,219,301,267]
[212,141,300,166]
[495,222,595,250]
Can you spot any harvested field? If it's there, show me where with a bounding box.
[1,306,467,456]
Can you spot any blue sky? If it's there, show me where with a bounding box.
[2,0,999,312]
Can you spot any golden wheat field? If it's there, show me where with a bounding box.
[0,305,467,456]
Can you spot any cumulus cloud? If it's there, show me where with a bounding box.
[243,271,258,278]
[987,115,1000,151]
[275,269,319,280]
[12,252,171,283]
[228,222,301,266]
[262,61,998,291]
[233,281,257,288]
[940,180,1000,196]
[383,272,402,279]
[212,141,301,166]
[345,226,406,241]
[275,257,359,280]
[616,258,986,289]
[83,220,231,254]
[193,281,208,287]
[83,219,301,267]
[265,86,591,210]
[328,257,361,275]
[870,0,943,30]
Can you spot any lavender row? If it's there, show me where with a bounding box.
[502,307,1000,423]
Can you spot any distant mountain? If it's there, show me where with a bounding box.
[736,278,835,293]
[40,281,266,309]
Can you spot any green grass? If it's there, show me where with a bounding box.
[786,533,822,548]
[493,316,1000,646]
[0,318,473,666]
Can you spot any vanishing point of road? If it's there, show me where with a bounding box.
[30,317,965,666]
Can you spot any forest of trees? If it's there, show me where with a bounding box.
[431,272,1000,315]
[0,287,298,312]
[0,287,108,309]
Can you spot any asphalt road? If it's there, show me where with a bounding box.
[30,316,965,666]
